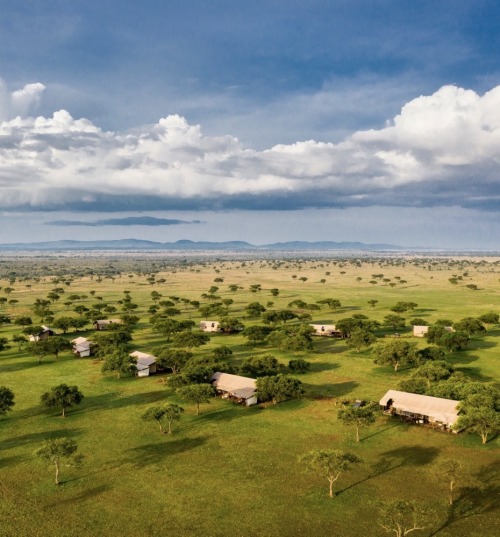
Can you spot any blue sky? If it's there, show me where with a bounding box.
[0,0,500,248]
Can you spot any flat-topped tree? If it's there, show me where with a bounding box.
[142,403,184,434]
[378,500,433,537]
[338,404,377,442]
[300,449,362,498]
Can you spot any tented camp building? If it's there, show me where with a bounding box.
[130,351,157,377]
[379,390,460,431]
[212,372,258,406]
[71,336,93,357]
[200,321,221,332]
[310,324,343,338]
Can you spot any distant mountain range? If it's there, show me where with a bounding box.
[0,238,405,251]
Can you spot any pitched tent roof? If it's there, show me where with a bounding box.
[130,351,157,369]
[380,390,460,425]
[71,336,89,345]
[212,372,257,399]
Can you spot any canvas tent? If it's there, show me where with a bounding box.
[310,324,343,337]
[200,321,221,332]
[130,351,157,377]
[29,325,56,342]
[379,389,459,430]
[71,336,93,357]
[94,319,122,330]
[212,372,258,406]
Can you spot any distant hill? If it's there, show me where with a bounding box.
[0,239,404,251]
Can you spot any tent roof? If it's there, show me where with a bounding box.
[212,372,257,398]
[130,351,157,366]
[380,390,460,424]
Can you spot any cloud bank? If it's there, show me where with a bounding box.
[45,216,204,226]
[0,82,499,212]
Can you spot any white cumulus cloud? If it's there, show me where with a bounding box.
[0,82,499,212]
[0,79,46,121]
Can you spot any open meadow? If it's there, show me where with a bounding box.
[0,253,499,537]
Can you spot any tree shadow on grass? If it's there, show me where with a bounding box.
[0,454,27,467]
[336,445,441,496]
[429,462,500,536]
[309,361,340,373]
[70,390,168,415]
[188,403,261,427]
[303,380,358,400]
[454,366,494,382]
[0,428,83,452]
[44,484,112,506]
[123,436,209,467]
[0,359,46,373]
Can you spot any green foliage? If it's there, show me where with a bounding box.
[300,449,362,497]
[243,325,274,344]
[142,403,184,434]
[101,350,137,378]
[288,358,311,373]
[245,301,266,318]
[345,328,377,352]
[35,438,80,485]
[456,388,500,444]
[41,384,84,417]
[155,348,192,374]
[0,386,15,415]
[453,317,486,335]
[177,384,215,415]
[256,374,303,404]
[240,355,282,377]
[373,340,418,372]
[337,404,377,441]
[171,331,209,349]
[377,500,433,537]
[383,314,406,331]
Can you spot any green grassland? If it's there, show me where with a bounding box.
[0,255,499,536]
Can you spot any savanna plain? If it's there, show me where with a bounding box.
[0,253,498,537]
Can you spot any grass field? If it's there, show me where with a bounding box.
[0,254,499,536]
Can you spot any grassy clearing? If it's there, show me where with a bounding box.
[0,255,499,536]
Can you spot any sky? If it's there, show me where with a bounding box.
[1,0,500,249]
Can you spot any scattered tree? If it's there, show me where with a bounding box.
[256,374,303,404]
[378,500,433,537]
[0,386,15,416]
[142,403,184,434]
[35,438,81,485]
[177,384,214,415]
[338,404,377,442]
[300,449,361,497]
[41,384,84,417]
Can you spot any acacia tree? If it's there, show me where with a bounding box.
[35,438,81,485]
[300,449,361,497]
[346,328,377,353]
[431,459,482,506]
[378,500,433,537]
[338,404,376,442]
[455,392,500,444]
[101,350,137,379]
[142,403,184,434]
[256,374,303,404]
[177,384,214,415]
[155,348,192,374]
[0,386,15,416]
[41,384,84,417]
[373,341,418,372]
